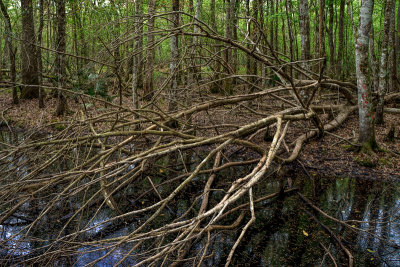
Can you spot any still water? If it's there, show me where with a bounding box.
[1,129,399,266]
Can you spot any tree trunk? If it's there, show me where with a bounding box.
[209,0,222,93]
[20,0,39,99]
[269,0,275,52]
[327,0,335,69]
[337,0,345,76]
[318,0,325,71]
[388,2,396,93]
[169,0,179,112]
[0,0,18,105]
[111,0,121,82]
[355,0,376,148]
[299,0,310,70]
[144,0,156,100]
[397,0,400,83]
[135,1,144,90]
[222,0,235,94]
[376,0,394,125]
[369,25,378,94]
[55,0,67,116]
[37,0,44,108]
[232,0,239,75]
[285,0,294,79]
[193,0,202,81]
[132,1,143,110]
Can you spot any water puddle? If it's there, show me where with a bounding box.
[1,129,399,266]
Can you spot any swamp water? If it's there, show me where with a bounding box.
[1,129,400,266]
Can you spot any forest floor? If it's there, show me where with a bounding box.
[1,92,399,180]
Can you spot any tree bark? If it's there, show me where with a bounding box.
[222,0,235,94]
[376,0,394,124]
[0,0,18,104]
[144,0,156,100]
[299,0,310,70]
[397,0,400,82]
[193,0,202,81]
[318,0,325,71]
[55,0,67,116]
[209,0,222,93]
[135,0,144,90]
[354,0,376,148]
[375,0,394,124]
[169,0,179,112]
[246,0,257,92]
[337,0,345,76]
[388,1,396,93]
[369,25,378,94]
[37,0,44,108]
[327,0,335,69]
[20,0,39,99]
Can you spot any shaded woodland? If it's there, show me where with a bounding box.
[0,0,400,265]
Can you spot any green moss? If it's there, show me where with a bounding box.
[354,154,377,167]
[52,123,66,131]
[378,157,392,166]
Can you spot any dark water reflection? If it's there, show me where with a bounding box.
[235,176,400,267]
[1,129,400,266]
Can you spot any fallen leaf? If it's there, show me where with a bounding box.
[302,230,309,237]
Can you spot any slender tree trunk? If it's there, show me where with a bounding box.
[222,0,234,94]
[245,0,251,89]
[111,0,121,81]
[285,0,294,73]
[337,0,345,76]
[281,15,287,55]
[259,0,266,85]
[132,1,141,110]
[72,2,78,72]
[369,25,379,94]
[245,0,259,91]
[355,0,376,148]
[232,0,239,75]
[144,0,156,100]
[251,0,258,86]
[299,0,310,70]
[193,0,202,81]
[397,0,400,83]
[327,0,335,69]
[20,0,39,99]
[135,1,144,90]
[269,0,275,52]
[274,0,278,52]
[55,0,67,116]
[289,0,298,61]
[0,0,18,105]
[209,0,222,93]
[125,0,134,83]
[318,0,325,71]
[169,0,179,112]
[376,0,395,124]
[37,0,44,108]
[388,2,396,93]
